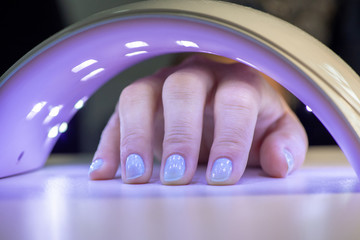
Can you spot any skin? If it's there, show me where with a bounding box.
[89,54,308,185]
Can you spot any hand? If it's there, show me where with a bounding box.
[88,54,308,185]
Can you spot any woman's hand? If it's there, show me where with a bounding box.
[89,54,308,185]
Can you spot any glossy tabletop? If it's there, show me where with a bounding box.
[0,146,359,240]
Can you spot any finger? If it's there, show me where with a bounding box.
[89,111,120,180]
[259,107,308,178]
[206,65,261,185]
[161,65,215,185]
[119,76,163,183]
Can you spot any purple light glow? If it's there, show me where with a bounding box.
[0,2,360,179]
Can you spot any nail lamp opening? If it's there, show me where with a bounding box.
[1,0,360,179]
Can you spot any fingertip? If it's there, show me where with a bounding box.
[160,153,197,185]
[206,158,236,185]
[260,148,286,178]
[90,111,121,180]
[206,151,248,185]
[88,158,119,180]
[259,134,307,178]
[125,154,145,180]
[121,153,153,184]
[259,107,308,178]
[88,159,105,179]
[283,148,295,176]
[162,154,186,183]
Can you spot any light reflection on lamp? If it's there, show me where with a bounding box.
[125,51,148,57]
[47,122,67,139]
[322,63,360,105]
[125,41,149,48]
[74,97,88,110]
[306,105,313,112]
[81,68,105,81]
[176,40,199,48]
[49,105,63,117]
[26,101,47,120]
[235,57,259,70]
[71,59,98,73]
[44,105,63,124]
[48,125,59,139]
[59,122,68,133]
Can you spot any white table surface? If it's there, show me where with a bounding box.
[1,146,359,240]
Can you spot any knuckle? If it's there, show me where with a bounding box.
[213,127,253,152]
[120,81,155,106]
[120,85,141,106]
[167,69,205,86]
[217,130,247,146]
[214,140,243,152]
[163,87,197,102]
[218,86,259,114]
[164,133,194,145]
[121,130,148,147]
[163,70,208,100]
[164,122,197,145]
[233,63,262,81]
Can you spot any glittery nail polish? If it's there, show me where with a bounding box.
[211,158,233,182]
[89,159,104,174]
[283,149,294,175]
[126,154,145,180]
[164,154,185,182]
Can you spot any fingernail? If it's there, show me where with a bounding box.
[283,149,294,175]
[89,159,104,174]
[211,158,233,182]
[164,154,185,182]
[126,154,145,180]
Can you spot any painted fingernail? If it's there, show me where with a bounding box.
[126,154,145,180]
[211,158,233,182]
[164,154,185,182]
[283,149,294,175]
[89,159,104,174]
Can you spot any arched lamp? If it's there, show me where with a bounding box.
[1,0,360,179]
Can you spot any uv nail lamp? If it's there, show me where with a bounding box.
[1,0,360,179]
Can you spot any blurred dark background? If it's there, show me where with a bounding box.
[1,0,359,153]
